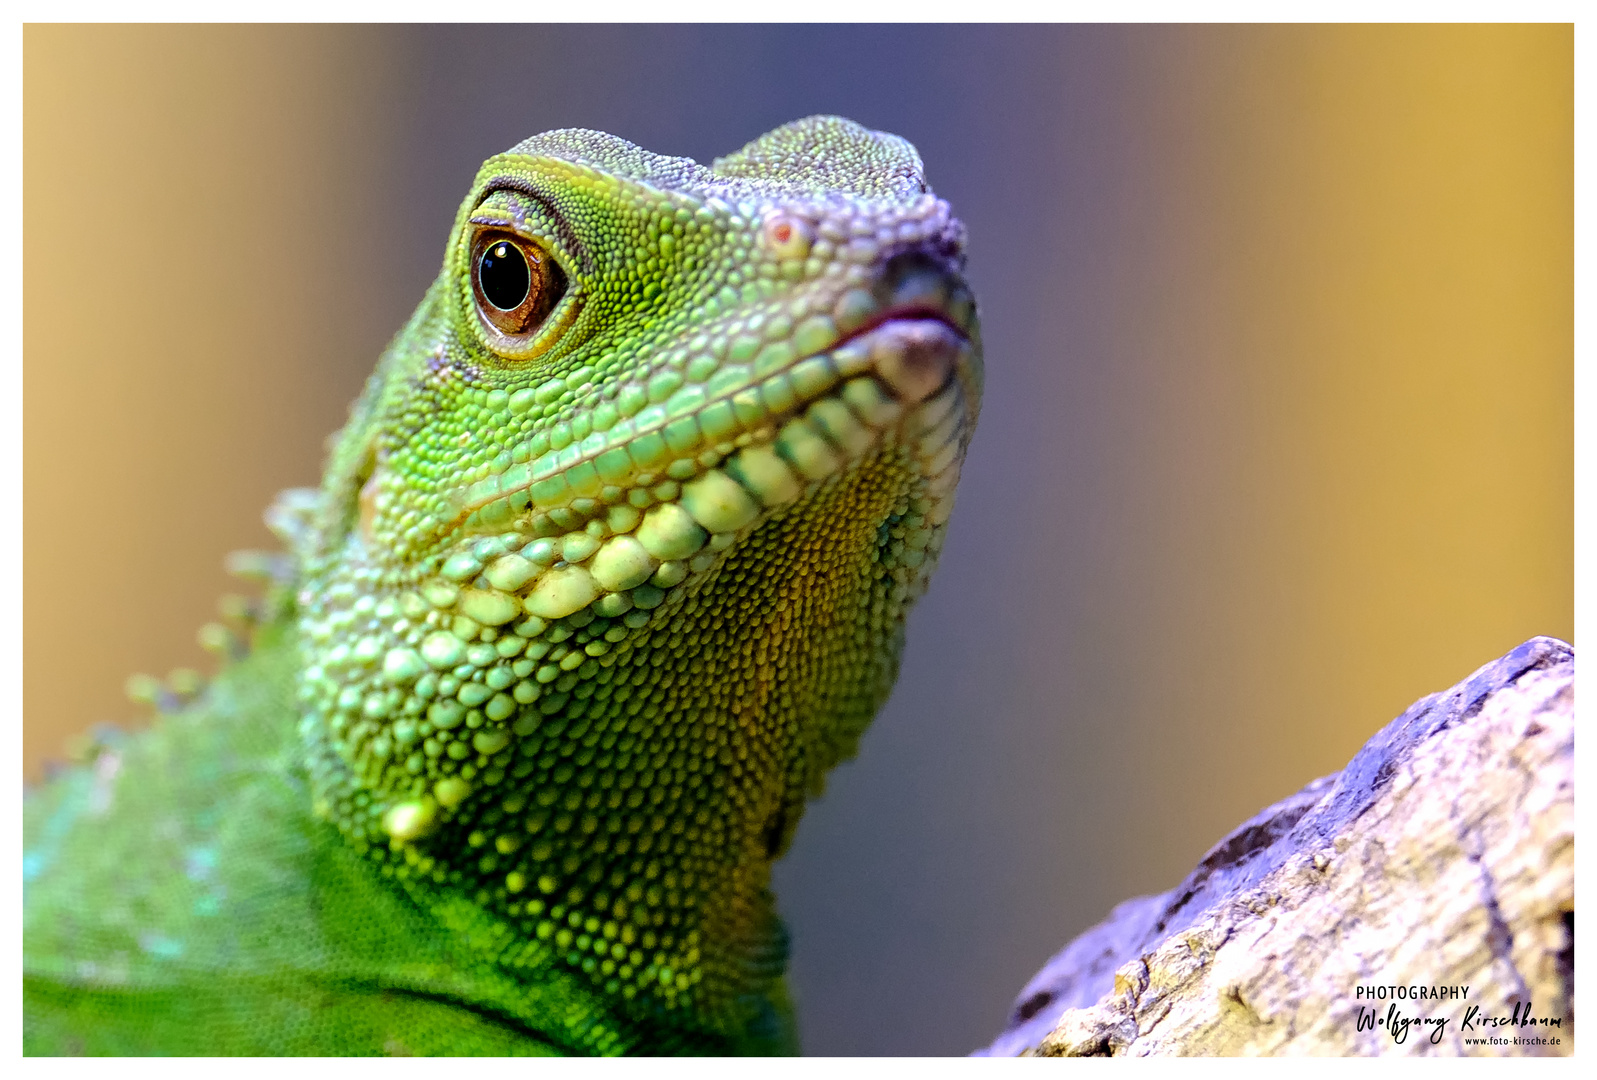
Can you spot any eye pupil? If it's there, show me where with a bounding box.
[472,230,567,339]
[479,241,531,311]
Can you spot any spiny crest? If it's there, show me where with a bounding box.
[123,544,296,719]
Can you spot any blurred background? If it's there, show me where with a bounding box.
[24,25,1571,1055]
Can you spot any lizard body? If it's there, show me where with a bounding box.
[24,116,982,1055]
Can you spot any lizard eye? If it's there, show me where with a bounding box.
[471,232,566,337]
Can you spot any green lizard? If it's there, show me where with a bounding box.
[23,115,982,1055]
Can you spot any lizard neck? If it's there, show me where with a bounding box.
[297,444,926,1036]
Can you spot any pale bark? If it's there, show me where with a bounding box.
[981,637,1574,1057]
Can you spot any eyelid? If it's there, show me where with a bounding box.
[471,179,589,274]
[468,218,551,256]
[469,213,521,229]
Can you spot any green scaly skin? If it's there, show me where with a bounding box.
[24,116,982,1055]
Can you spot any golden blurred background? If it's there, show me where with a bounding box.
[23,24,1571,1054]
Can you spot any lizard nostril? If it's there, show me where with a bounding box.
[893,268,951,310]
[873,249,964,312]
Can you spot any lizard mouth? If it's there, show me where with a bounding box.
[448,253,978,519]
[420,256,982,628]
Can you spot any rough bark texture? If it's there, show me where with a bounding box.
[980,636,1574,1057]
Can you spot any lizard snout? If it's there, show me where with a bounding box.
[862,319,963,406]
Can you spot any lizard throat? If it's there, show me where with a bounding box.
[298,432,962,1034]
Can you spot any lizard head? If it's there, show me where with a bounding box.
[294,116,981,1037]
